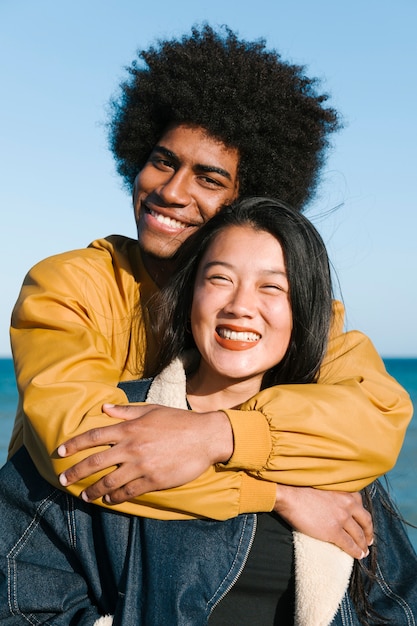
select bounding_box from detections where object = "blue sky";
[1,0,416,357]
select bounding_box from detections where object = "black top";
[118,378,295,624]
[208,512,295,625]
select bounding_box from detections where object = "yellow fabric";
[9,236,413,520]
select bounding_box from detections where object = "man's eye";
[159,159,174,168]
[199,176,223,187]
[151,157,175,170]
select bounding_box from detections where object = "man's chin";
[138,228,186,258]
[140,244,178,262]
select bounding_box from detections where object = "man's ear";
[132,173,140,208]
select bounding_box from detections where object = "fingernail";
[104,494,112,504]
[59,473,68,486]
[57,444,67,457]
[81,491,90,503]
[368,538,374,546]
[103,403,115,409]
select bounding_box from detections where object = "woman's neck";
[186,366,263,412]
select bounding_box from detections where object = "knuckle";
[102,473,117,489]
[135,453,151,472]
[122,484,138,499]
[88,428,103,443]
[87,452,105,469]
[338,511,351,526]
[64,468,77,482]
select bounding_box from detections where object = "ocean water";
[0,357,416,549]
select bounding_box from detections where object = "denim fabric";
[1,374,416,625]
[0,447,255,625]
[2,450,417,625]
[115,514,256,625]
[330,480,417,626]
[0,447,124,624]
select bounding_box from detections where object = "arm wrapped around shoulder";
[222,301,413,490]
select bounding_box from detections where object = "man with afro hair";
[8,24,411,555]
[109,24,339,211]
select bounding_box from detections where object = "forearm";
[9,253,140,481]
[74,470,276,521]
[223,325,412,490]
[10,354,130,489]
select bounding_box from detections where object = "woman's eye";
[262,284,286,293]
[208,275,231,284]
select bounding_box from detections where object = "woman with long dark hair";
[146,196,334,624]
[1,198,415,624]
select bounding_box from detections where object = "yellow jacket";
[9,236,413,520]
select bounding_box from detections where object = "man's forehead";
[157,124,237,155]
[153,124,240,174]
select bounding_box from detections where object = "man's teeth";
[150,209,187,230]
[218,328,260,342]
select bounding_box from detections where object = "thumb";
[102,402,146,420]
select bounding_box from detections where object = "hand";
[274,485,373,560]
[58,403,233,504]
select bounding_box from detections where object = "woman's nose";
[223,286,255,317]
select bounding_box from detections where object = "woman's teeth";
[217,328,260,342]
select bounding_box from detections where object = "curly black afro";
[108,24,341,210]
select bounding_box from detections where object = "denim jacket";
[1,359,416,625]
[116,359,417,626]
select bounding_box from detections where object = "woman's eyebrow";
[202,261,287,276]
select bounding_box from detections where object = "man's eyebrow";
[151,145,178,160]
[196,164,232,181]
[152,145,232,181]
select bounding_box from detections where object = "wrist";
[206,410,234,464]
[274,483,298,517]
[274,484,286,513]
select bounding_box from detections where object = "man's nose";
[157,170,191,206]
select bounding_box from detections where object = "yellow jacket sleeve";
[9,237,276,520]
[222,301,413,491]
[9,241,413,520]
[9,237,159,467]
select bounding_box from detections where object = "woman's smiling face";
[190,225,293,393]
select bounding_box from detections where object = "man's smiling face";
[133,124,239,283]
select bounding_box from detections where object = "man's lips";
[215,326,261,351]
[145,206,198,231]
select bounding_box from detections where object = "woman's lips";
[215,326,260,351]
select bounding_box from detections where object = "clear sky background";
[1,0,416,357]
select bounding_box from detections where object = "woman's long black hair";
[148,197,333,386]
[147,198,391,625]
